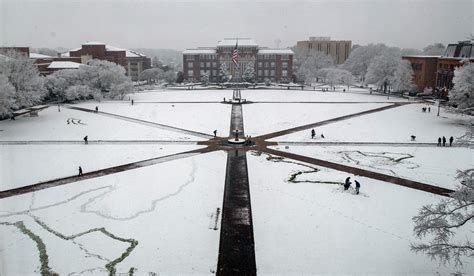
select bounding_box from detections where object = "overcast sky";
[0,0,472,51]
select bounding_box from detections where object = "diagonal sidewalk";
[0,147,213,199]
[257,103,407,140]
[67,106,213,139]
[263,147,454,197]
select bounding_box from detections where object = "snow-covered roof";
[217,38,258,47]
[258,49,294,55]
[47,61,83,69]
[183,49,217,54]
[29,53,52,59]
[402,55,440,58]
[62,45,147,58]
[82,41,106,45]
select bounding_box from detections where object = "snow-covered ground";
[1,89,472,274]
[274,103,472,143]
[247,152,474,274]
[244,103,389,136]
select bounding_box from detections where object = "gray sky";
[0,0,472,51]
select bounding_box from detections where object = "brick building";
[295,37,352,64]
[183,38,293,83]
[0,47,30,56]
[63,42,151,80]
[402,40,473,93]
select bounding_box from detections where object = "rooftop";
[29,53,52,59]
[47,61,83,69]
[217,38,258,47]
[258,48,294,54]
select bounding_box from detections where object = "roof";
[258,49,294,54]
[402,55,440,58]
[217,38,258,47]
[47,61,83,69]
[29,53,52,58]
[82,41,106,45]
[183,49,217,54]
[62,44,147,58]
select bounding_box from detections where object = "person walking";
[428,107,431,112]
[311,129,315,139]
[437,137,441,146]
[442,136,446,147]
[95,106,98,113]
[78,166,83,176]
[321,134,325,138]
[213,130,217,137]
[355,180,361,195]
[83,136,88,144]
[131,99,134,105]
[449,136,454,146]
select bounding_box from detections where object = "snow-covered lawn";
[275,103,471,143]
[1,89,472,274]
[247,152,474,274]
[77,102,230,136]
[0,151,226,275]
[244,103,389,136]
[270,145,473,190]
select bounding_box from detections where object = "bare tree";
[411,169,474,267]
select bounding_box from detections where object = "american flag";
[231,41,238,67]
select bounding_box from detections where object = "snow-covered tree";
[109,82,134,100]
[319,68,354,90]
[392,60,416,92]
[339,69,354,90]
[85,59,129,92]
[401,48,424,56]
[65,85,96,101]
[423,43,446,55]
[140,68,163,84]
[450,62,473,114]
[411,169,474,267]
[0,75,15,116]
[365,48,401,93]
[0,51,46,108]
[219,63,230,83]
[161,70,177,84]
[296,51,334,84]
[176,71,184,83]
[200,71,210,85]
[242,62,255,83]
[342,43,388,83]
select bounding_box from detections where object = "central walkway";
[217,91,257,275]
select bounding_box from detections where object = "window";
[188,62,193,68]
[187,70,193,77]
[212,70,217,76]
[200,62,204,68]
[270,70,275,76]
[282,70,288,77]
[264,69,269,76]
[186,55,194,61]
[264,62,269,67]
[412,63,422,71]
[212,62,217,67]
[258,70,262,76]
[258,61,263,67]
[271,61,275,67]
[206,62,211,67]
[282,62,288,68]
[281,55,289,61]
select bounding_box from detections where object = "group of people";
[422,106,431,113]
[438,136,454,147]
[311,129,325,139]
[344,177,361,195]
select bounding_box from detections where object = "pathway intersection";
[0,89,459,274]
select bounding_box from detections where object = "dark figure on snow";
[437,137,441,146]
[411,135,416,141]
[78,166,83,176]
[95,106,98,113]
[213,130,217,137]
[83,136,88,144]
[344,177,351,190]
[131,99,134,105]
[422,107,426,112]
[321,134,325,138]
[442,136,446,147]
[449,136,454,146]
[311,129,315,139]
[355,180,361,195]
[428,107,431,112]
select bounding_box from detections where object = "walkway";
[217,99,256,275]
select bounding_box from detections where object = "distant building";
[295,37,352,64]
[402,40,473,93]
[29,53,82,75]
[183,38,294,83]
[63,42,151,80]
